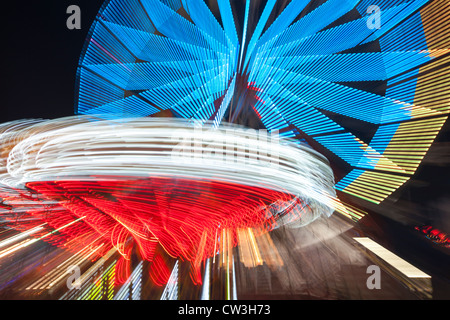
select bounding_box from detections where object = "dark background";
[3,0,104,121]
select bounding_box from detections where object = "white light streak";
[354,237,431,278]
[0,116,337,229]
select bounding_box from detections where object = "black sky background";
[3,1,104,121]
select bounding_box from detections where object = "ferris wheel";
[75,0,450,221]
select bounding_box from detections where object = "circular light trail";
[0,116,336,284]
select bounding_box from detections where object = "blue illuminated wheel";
[76,0,450,219]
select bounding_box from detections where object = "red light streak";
[0,176,306,285]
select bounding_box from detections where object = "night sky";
[4,0,104,121]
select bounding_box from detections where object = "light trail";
[0,217,85,259]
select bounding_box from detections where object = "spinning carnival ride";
[0,0,449,299]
